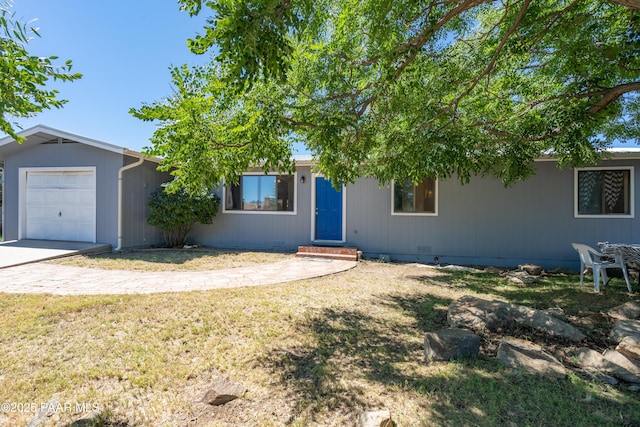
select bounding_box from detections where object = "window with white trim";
[392,178,437,215]
[225,174,296,213]
[575,167,633,217]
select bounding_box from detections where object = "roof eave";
[0,124,126,155]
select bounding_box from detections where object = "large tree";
[132,0,640,191]
[0,3,81,141]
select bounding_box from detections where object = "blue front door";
[315,177,343,241]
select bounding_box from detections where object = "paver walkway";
[0,257,357,295]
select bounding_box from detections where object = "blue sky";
[4,2,637,152]
[5,1,210,152]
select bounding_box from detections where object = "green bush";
[147,186,220,247]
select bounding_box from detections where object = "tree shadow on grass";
[409,270,636,315]
[409,270,636,347]
[261,287,640,426]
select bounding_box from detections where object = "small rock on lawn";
[202,377,247,406]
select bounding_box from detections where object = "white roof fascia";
[124,148,163,164]
[535,147,640,162]
[0,124,126,155]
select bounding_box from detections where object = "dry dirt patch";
[48,248,292,271]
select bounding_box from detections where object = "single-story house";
[2,125,639,270]
[0,125,171,250]
[195,153,640,271]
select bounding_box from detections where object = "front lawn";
[0,253,638,426]
[49,248,292,271]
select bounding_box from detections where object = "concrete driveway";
[0,240,111,269]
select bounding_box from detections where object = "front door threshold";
[311,240,345,247]
[297,245,359,261]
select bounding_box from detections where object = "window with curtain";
[576,168,632,216]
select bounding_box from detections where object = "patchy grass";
[0,254,639,426]
[49,248,292,271]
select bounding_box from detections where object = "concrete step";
[296,246,359,261]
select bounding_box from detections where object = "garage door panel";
[28,220,58,240]
[58,189,82,205]
[64,207,93,222]
[62,173,78,186]
[44,191,62,204]
[77,189,95,203]
[47,173,64,187]
[60,222,94,241]
[70,172,94,187]
[73,190,95,205]
[26,206,56,221]
[26,190,46,204]
[25,170,96,242]
[26,174,42,186]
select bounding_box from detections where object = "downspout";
[115,153,145,251]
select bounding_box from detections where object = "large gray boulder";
[603,348,640,377]
[447,296,513,330]
[424,328,480,362]
[448,295,586,342]
[569,347,640,384]
[497,338,566,378]
[610,319,640,343]
[607,301,640,320]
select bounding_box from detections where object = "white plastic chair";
[571,243,632,293]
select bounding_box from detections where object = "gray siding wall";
[192,160,640,269]
[192,166,313,251]
[2,142,122,246]
[346,159,640,269]
[121,157,173,248]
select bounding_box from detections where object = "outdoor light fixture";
[300,175,306,184]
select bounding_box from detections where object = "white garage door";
[25,170,96,242]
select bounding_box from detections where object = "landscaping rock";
[497,338,566,378]
[448,296,513,331]
[440,264,484,273]
[603,349,640,376]
[424,328,480,362]
[505,270,539,285]
[484,266,503,274]
[358,410,395,427]
[519,264,544,276]
[547,266,576,275]
[202,376,247,406]
[610,319,640,343]
[617,335,640,362]
[569,348,640,384]
[608,301,640,320]
[542,307,567,321]
[448,295,586,341]
[510,304,586,342]
[27,398,60,427]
